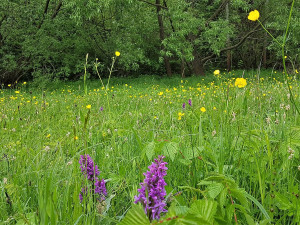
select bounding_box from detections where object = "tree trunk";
[192,51,205,76]
[181,58,185,78]
[189,34,205,76]
[156,0,172,76]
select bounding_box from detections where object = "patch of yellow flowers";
[235,78,247,88]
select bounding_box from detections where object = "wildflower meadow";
[1,2,300,225]
[1,69,300,224]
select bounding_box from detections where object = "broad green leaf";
[188,200,217,223]
[163,142,179,162]
[118,204,150,225]
[274,192,292,210]
[230,188,249,210]
[144,141,155,160]
[207,183,224,199]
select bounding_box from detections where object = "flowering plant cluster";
[134,155,168,221]
[79,154,107,202]
[235,78,247,88]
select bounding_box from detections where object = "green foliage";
[1,0,299,83]
[118,204,150,225]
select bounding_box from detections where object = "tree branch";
[43,0,51,14]
[38,0,51,28]
[51,1,62,19]
[137,0,168,10]
[201,21,262,63]
[206,0,230,25]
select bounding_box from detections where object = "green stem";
[95,64,111,115]
[258,20,282,47]
[83,54,88,95]
[106,57,116,90]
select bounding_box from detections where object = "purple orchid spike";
[79,154,107,202]
[79,154,100,181]
[134,155,168,221]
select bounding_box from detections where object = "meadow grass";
[0,70,300,224]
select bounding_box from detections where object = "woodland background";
[0,0,299,84]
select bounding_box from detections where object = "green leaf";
[176,214,211,225]
[162,142,179,162]
[165,202,189,218]
[188,200,217,223]
[274,192,292,210]
[244,192,271,220]
[144,141,155,160]
[178,158,192,166]
[118,204,150,225]
[244,213,255,225]
[207,183,224,199]
[258,219,271,225]
[230,188,249,210]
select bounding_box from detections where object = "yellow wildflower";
[74,136,78,140]
[8,84,11,87]
[15,91,20,94]
[86,104,91,109]
[213,70,220,75]
[200,107,206,112]
[115,51,120,57]
[178,112,184,120]
[248,10,259,21]
[46,134,51,138]
[158,92,164,96]
[234,78,247,88]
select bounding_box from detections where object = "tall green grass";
[0,70,299,224]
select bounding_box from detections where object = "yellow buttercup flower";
[74,136,78,140]
[86,104,92,109]
[115,51,120,57]
[235,78,247,88]
[248,10,259,21]
[158,92,164,96]
[213,70,220,75]
[15,91,20,94]
[178,112,184,120]
[200,107,206,112]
